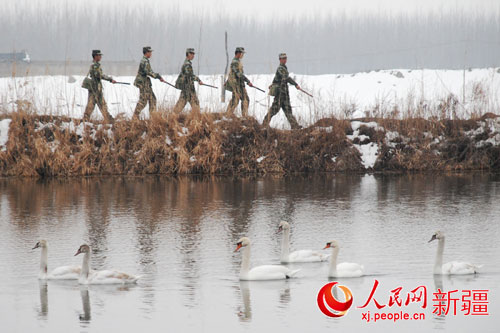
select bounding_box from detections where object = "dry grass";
[0,109,360,177]
[0,107,499,178]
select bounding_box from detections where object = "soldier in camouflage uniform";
[173,48,203,114]
[133,46,166,119]
[83,50,116,123]
[262,53,301,129]
[226,47,254,117]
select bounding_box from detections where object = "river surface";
[0,174,498,332]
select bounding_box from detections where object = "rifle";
[200,83,218,89]
[114,82,130,85]
[298,87,313,98]
[162,80,178,89]
[250,85,265,93]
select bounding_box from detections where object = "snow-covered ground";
[1,68,499,129]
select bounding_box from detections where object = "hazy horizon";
[2,0,499,74]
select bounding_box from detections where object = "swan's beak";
[323,243,331,250]
[32,243,40,250]
[276,226,282,234]
[428,235,437,243]
[74,249,82,256]
[234,244,242,252]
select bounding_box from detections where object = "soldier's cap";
[279,53,287,59]
[186,48,195,54]
[92,50,103,57]
[143,46,153,54]
[235,47,246,53]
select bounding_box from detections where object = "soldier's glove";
[248,82,254,87]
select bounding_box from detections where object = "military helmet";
[143,46,153,54]
[92,50,103,57]
[186,48,195,54]
[235,47,246,53]
[279,53,287,59]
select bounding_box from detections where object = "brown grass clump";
[0,110,360,177]
[0,109,498,178]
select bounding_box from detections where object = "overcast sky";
[6,0,499,19]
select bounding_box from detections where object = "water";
[0,174,498,332]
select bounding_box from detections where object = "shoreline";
[0,111,499,178]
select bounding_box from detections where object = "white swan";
[277,221,329,263]
[75,244,140,284]
[428,231,481,275]
[33,240,81,280]
[324,240,364,278]
[234,237,300,281]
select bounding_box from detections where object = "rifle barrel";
[252,86,265,93]
[163,81,178,89]
[299,88,313,98]
[115,82,130,85]
[201,83,218,89]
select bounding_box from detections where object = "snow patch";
[347,120,380,169]
[354,142,379,169]
[165,135,172,145]
[178,127,189,137]
[0,118,12,151]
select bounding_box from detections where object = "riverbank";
[0,111,499,177]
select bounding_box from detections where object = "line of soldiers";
[83,46,303,129]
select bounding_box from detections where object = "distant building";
[0,50,30,63]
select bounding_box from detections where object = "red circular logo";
[317,282,353,317]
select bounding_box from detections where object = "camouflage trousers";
[226,87,249,117]
[174,89,200,114]
[262,93,300,129]
[83,91,114,123]
[133,86,157,119]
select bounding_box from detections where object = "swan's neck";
[281,229,291,262]
[80,252,91,283]
[434,237,445,274]
[240,245,251,278]
[39,247,48,278]
[328,247,339,277]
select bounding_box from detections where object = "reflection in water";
[279,286,291,308]
[37,281,48,319]
[237,281,252,322]
[432,274,446,330]
[237,280,292,322]
[83,180,112,269]
[79,287,91,322]
[1,174,499,332]
[433,274,444,291]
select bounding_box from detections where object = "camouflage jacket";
[88,61,112,93]
[271,64,297,95]
[176,58,200,91]
[134,56,162,89]
[227,57,250,90]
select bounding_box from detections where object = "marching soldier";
[226,47,254,117]
[262,53,301,129]
[82,50,116,123]
[174,48,203,114]
[133,46,166,119]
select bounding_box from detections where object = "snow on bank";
[342,116,500,170]
[1,68,499,129]
[0,119,11,151]
[347,121,381,168]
